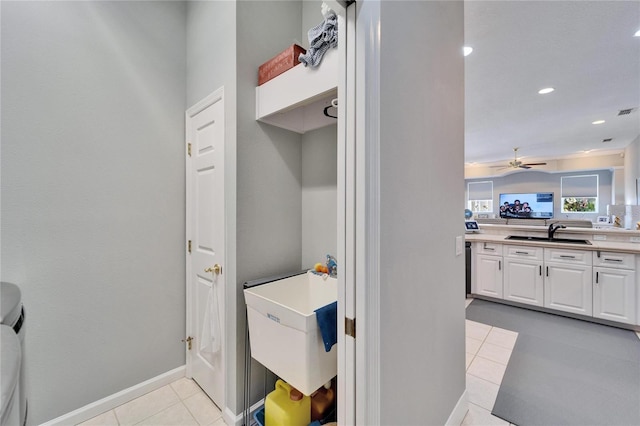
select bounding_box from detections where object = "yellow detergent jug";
[265,379,310,426]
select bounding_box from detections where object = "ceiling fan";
[491,147,547,169]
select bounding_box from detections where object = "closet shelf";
[255,47,338,134]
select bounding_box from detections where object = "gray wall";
[300,1,338,270]
[377,2,466,424]
[235,0,305,414]
[301,0,325,50]
[613,168,625,205]
[302,125,338,268]
[186,1,237,107]
[625,135,640,205]
[1,2,187,424]
[466,169,614,221]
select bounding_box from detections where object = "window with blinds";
[561,174,598,213]
[467,181,493,213]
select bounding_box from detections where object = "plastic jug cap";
[289,388,303,401]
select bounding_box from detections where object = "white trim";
[355,2,381,424]
[445,390,469,426]
[186,88,224,119]
[338,2,355,426]
[223,398,264,426]
[40,366,186,426]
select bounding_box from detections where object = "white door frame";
[353,2,382,425]
[326,0,357,424]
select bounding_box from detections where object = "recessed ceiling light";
[634,29,640,37]
[592,120,606,125]
[463,46,473,56]
[538,87,554,94]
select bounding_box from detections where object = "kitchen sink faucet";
[548,223,567,240]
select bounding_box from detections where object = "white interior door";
[186,88,226,409]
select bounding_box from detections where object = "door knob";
[205,264,222,275]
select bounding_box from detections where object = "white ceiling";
[464,1,640,167]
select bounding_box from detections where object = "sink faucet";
[548,223,566,240]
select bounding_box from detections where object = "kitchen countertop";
[466,225,640,254]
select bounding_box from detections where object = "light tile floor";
[77,378,226,426]
[462,298,518,426]
[76,300,640,426]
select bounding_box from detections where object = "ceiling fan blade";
[519,165,532,169]
[523,162,547,166]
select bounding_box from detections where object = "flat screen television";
[499,192,554,219]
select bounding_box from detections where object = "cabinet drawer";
[505,245,544,260]
[592,251,636,269]
[476,242,503,256]
[544,247,592,265]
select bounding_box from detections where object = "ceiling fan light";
[538,87,554,94]
[592,120,606,125]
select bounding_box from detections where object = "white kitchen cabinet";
[592,250,635,269]
[473,242,503,298]
[469,239,640,328]
[504,246,544,306]
[545,246,591,265]
[593,266,636,325]
[544,261,593,316]
[475,254,503,298]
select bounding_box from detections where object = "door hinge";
[182,336,193,350]
[345,317,356,338]
[187,142,192,157]
[188,240,192,253]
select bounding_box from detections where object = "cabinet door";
[504,258,543,306]
[544,262,592,316]
[474,254,503,298]
[593,267,636,325]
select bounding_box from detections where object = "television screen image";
[499,192,554,219]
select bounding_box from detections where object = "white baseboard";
[224,398,264,426]
[445,390,468,426]
[41,366,186,426]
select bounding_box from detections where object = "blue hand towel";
[315,301,337,352]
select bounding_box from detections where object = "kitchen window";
[468,181,493,213]
[561,174,598,213]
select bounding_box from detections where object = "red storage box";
[258,44,306,86]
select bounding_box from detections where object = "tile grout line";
[181,397,202,426]
[113,409,121,426]
[473,353,511,367]
[132,401,188,426]
[124,384,184,426]
[464,318,518,425]
[177,385,223,426]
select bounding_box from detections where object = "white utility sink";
[244,271,337,395]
